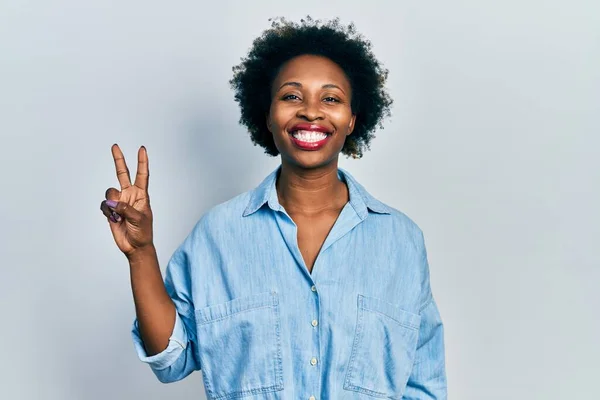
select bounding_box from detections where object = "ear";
[346,114,356,136]
[266,112,272,133]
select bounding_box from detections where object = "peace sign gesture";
[100,144,154,258]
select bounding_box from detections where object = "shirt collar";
[242,165,392,218]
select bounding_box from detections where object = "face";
[267,54,356,169]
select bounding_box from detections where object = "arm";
[129,245,176,357]
[100,144,200,383]
[130,236,201,383]
[403,231,447,399]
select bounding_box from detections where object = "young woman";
[100,17,446,400]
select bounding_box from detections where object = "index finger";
[134,146,149,191]
[111,144,131,189]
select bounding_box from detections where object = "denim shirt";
[131,166,447,399]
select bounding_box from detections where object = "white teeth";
[291,130,328,142]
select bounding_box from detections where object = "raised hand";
[100,144,154,258]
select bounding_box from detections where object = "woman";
[100,17,446,399]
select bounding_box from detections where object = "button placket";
[308,282,320,399]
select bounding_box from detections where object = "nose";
[296,97,324,121]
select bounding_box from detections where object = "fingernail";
[106,200,118,208]
[109,214,117,223]
[112,211,122,222]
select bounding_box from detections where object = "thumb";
[105,200,143,223]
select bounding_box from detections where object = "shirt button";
[309,397,316,400]
[310,357,318,366]
[311,285,317,292]
[311,319,318,327]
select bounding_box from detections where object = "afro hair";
[230,16,392,159]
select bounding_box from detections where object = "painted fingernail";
[106,200,118,208]
[109,214,117,223]
[112,211,122,222]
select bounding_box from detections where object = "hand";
[100,144,154,258]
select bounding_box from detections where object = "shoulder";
[385,201,422,234]
[342,168,424,244]
[190,190,253,235]
[369,197,425,253]
[183,167,278,241]
[344,168,426,252]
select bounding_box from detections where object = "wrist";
[126,244,157,265]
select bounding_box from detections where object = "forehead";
[273,54,351,89]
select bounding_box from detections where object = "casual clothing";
[132,166,447,399]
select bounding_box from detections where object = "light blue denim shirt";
[132,166,447,399]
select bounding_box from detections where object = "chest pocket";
[344,294,421,399]
[194,291,284,399]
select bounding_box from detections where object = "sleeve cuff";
[131,312,188,370]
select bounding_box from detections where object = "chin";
[283,150,340,170]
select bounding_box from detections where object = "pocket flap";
[196,291,279,325]
[358,294,421,330]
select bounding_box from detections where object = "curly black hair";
[230,16,392,159]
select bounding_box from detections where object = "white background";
[1,1,598,399]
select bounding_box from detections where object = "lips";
[288,123,333,151]
[289,123,332,133]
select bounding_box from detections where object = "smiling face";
[267,54,356,169]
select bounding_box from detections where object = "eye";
[282,94,300,101]
[323,96,340,103]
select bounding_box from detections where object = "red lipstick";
[288,123,332,151]
[289,123,331,133]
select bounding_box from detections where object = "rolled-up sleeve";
[403,229,447,399]
[131,311,188,370]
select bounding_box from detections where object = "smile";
[288,124,332,151]
[292,130,329,142]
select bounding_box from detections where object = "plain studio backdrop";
[1,1,598,399]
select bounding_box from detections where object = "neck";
[276,160,349,215]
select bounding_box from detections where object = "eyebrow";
[277,81,345,93]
